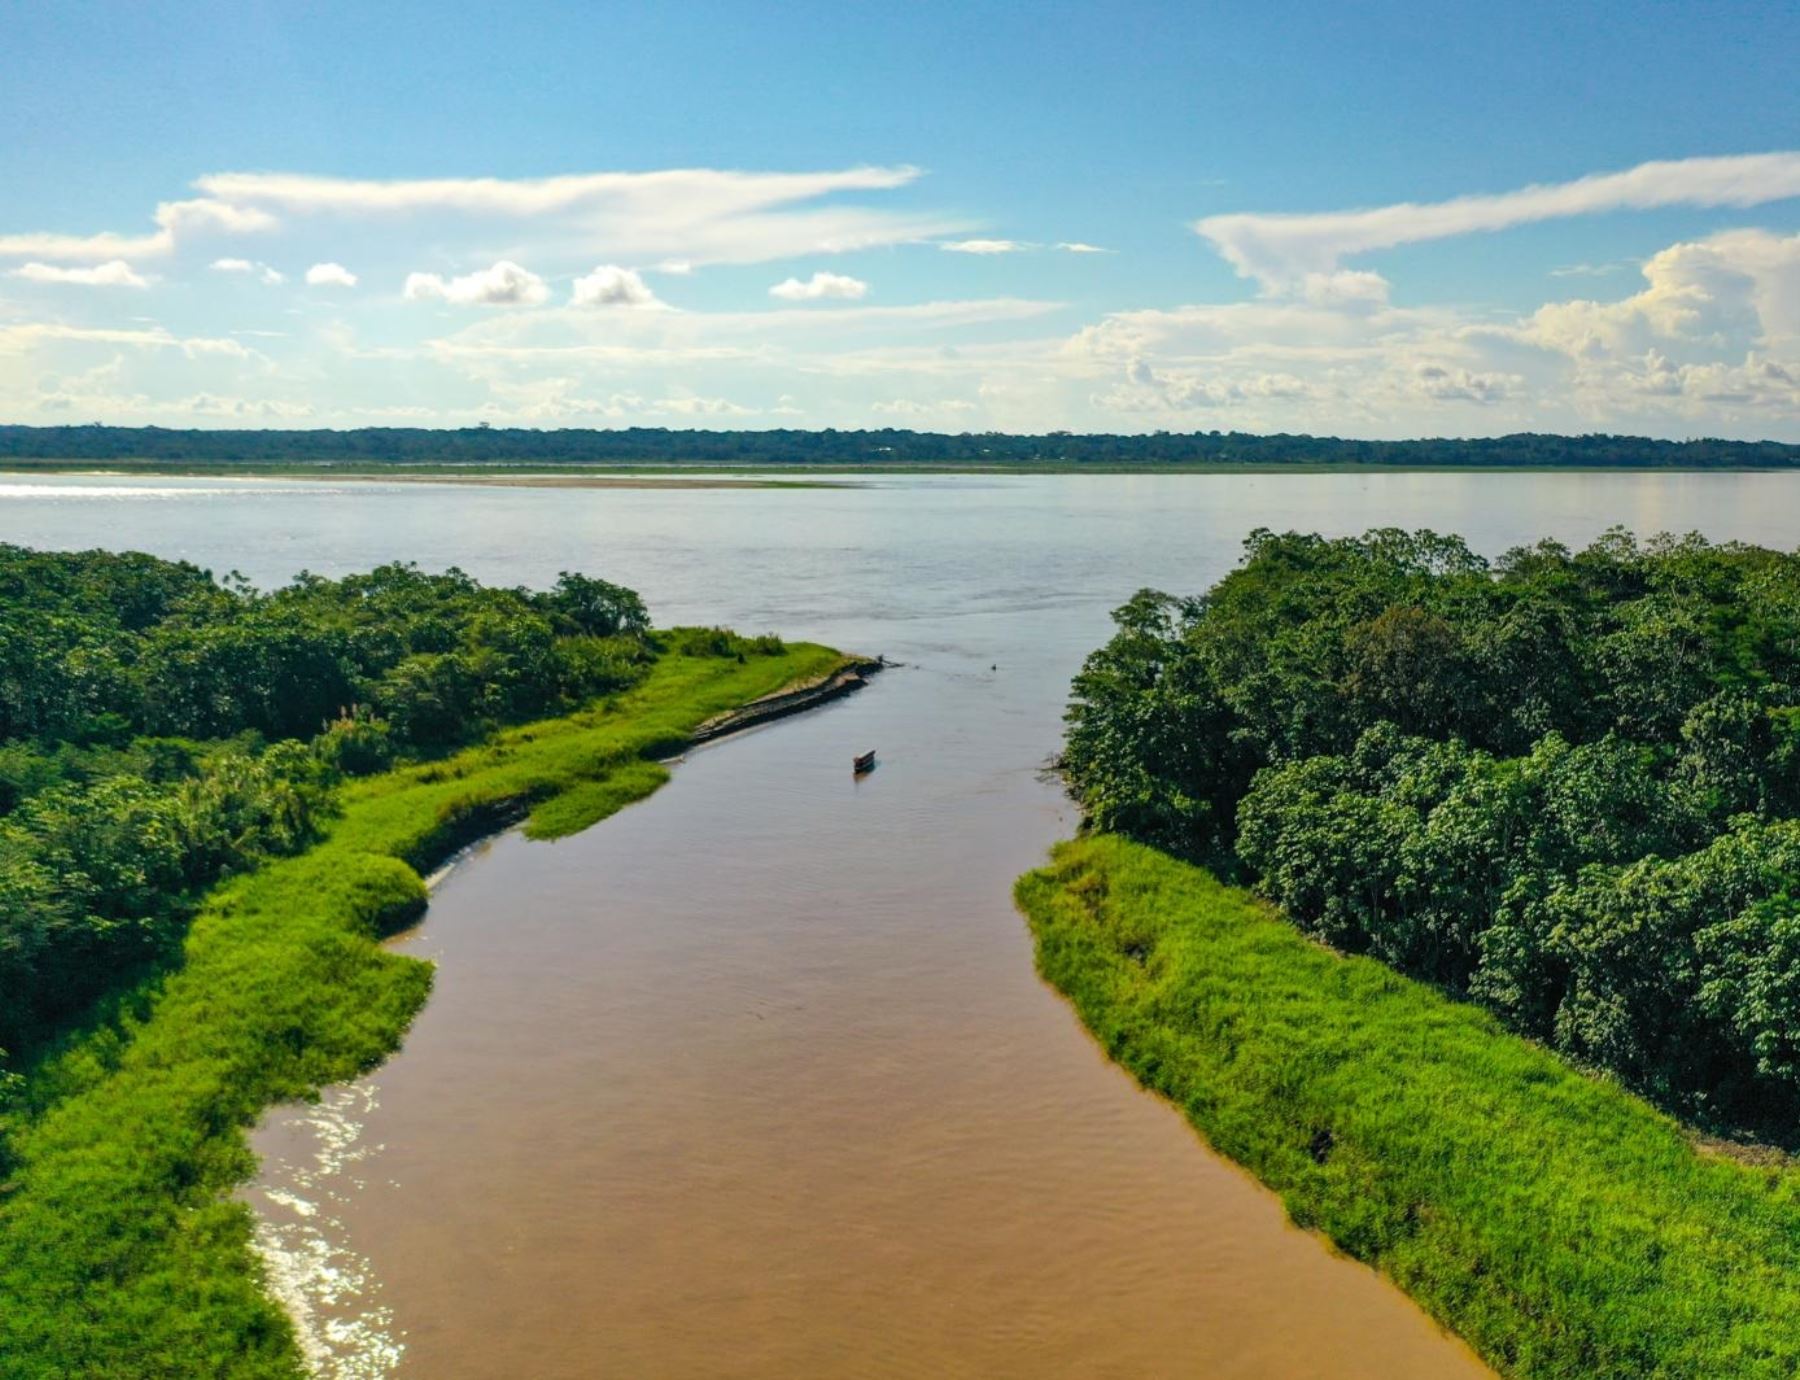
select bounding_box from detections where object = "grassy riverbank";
[1017,834,1800,1380]
[0,640,848,1379]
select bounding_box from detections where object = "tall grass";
[1016,834,1800,1379]
[0,641,846,1380]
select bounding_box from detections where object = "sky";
[2,0,1798,440]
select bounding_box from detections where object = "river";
[8,469,1799,1377]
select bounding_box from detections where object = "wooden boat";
[853,749,877,774]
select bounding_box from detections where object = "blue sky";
[2,0,1798,438]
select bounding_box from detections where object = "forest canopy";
[0,546,659,1061]
[1062,527,1800,1132]
[1,424,1797,468]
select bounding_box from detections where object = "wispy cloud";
[941,238,1029,254]
[196,166,918,216]
[942,239,1110,256]
[197,165,962,267]
[1548,260,1634,278]
[0,199,274,262]
[1196,151,1800,289]
[0,321,251,357]
[12,260,150,288]
[212,257,286,284]
[0,166,968,273]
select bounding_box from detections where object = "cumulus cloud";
[1102,360,1315,412]
[768,270,868,301]
[12,260,149,288]
[1064,223,1800,433]
[1513,229,1798,361]
[304,262,358,288]
[1623,350,1798,406]
[1410,363,1517,403]
[1197,151,1800,289]
[404,260,549,306]
[570,265,658,308]
[941,238,1028,254]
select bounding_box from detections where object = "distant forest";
[2,424,1797,468]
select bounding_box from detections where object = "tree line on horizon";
[1,424,1797,467]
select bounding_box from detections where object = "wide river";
[8,470,1800,1378]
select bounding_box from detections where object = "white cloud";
[404,260,549,306]
[0,321,252,357]
[1300,270,1391,306]
[1410,363,1518,403]
[212,257,286,284]
[1197,151,1800,289]
[12,259,150,288]
[0,164,963,275]
[1101,360,1316,412]
[941,238,1028,254]
[1549,261,1633,279]
[872,397,978,415]
[942,238,1109,255]
[0,198,275,262]
[570,264,658,308]
[1513,229,1799,361]
[193,165,961,267]
[768,270,868,301]
[658,394,755,416]
[305,262,358,288]
[1622,350,1798,406]
[197,165,916,216]
[1060,223,1800,434]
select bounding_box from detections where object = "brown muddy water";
[9,469,1800,1377]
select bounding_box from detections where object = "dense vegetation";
[0,642,846,1378]
[0,545,650,1058]
[1,423,1796,469]
[1018,836,1800,1379]
[0,541,847,1376]
[1062,528,1800,1134]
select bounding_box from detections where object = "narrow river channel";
[10,469,1798,1376]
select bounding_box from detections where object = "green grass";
[1016,834,1800,1379]
[0,640,846,1380]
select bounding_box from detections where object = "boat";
[853,749,877,774]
